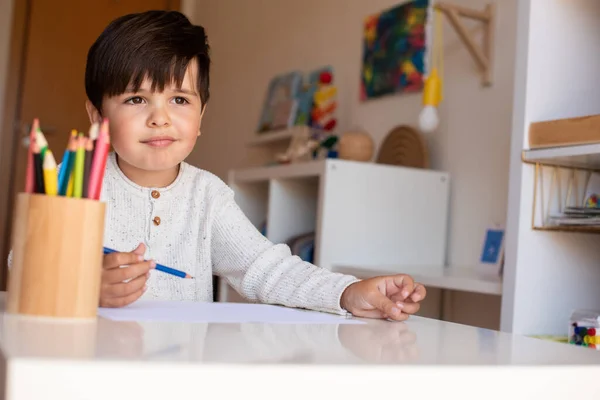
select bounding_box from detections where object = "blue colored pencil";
[58,132,77,196]
[102,247,194,279]
[57,151,71,195]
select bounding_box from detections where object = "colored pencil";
[73,135,85,198]
[66,172,74,197]
[36,129,48,160]
[25,118,39,193]
[88,118,110,200]
[43,150,58,196]
[57,130,74,195]
[57,150,70,194]
[102,247,194,279]
[23,121,110,201]
[58,132,77,196]
[88,122,99,166]
[83,132,94,198]
[33,142,45,194]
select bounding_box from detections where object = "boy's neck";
[116,155,180,188]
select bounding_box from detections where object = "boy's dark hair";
[85,10,210,112]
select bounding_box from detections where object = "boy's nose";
[147,108,171,128]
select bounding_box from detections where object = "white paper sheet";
[98,300,364,324]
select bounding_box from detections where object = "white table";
[0,294,599,399]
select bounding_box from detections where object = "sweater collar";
[105,152,188,199]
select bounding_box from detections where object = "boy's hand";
[99,243,155,308]
[340,275,426,321]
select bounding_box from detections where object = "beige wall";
[189,0,517,328]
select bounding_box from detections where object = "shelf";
[334,265,503,296]
[230,160,327,183]
[522,152,600,233]
[247,125,314,146]
[532,226,600,234]
[522,143,600,170]
[230,158,448,184]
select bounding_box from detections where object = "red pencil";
[25,118,39,193]
[87,119,110,200]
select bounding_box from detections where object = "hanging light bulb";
[419,7,444,133]
[418,67,442,133]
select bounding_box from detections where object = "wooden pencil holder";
[6,193,106,319]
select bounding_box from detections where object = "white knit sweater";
[80,153,357,314]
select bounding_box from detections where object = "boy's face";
[88,60,204,173]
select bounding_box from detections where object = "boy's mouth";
[140,136,177,148]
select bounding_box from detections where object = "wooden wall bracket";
[434,2,495,86]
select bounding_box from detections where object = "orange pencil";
[25,118,39,193]
[87,119,110,200]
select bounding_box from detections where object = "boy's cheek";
[109,114,144,140]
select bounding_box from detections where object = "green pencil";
[73,135,85,198]
[36,129,48,160]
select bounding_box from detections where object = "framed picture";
[257,71,302,133]
[480,225,505,272]
[361,0,429,100]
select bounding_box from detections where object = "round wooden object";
[7,193,106,319]
[376,125,429,168]
[338,131,374,162]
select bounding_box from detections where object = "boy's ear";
[85,100,102,124]
[198,105,207,137]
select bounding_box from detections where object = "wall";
[503,0,600,335]
[0,0,15,165]
[188,0,518,328]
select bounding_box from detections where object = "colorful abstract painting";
[361,0,429,100]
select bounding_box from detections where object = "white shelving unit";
[501,0,600,336]
[218,159,450,302]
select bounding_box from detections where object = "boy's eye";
[173,97,189,105]
[125,96,145,105]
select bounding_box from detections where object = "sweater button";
[153,216,161,226]
[151,190,160,199]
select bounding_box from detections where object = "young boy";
[82,10,425,320]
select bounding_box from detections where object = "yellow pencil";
[43,150,58,195]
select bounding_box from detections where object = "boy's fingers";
[411,284,426,302]
[100,286,146,308]
[391,275,415,299]
[396,301,420,315]
[131,243,145,256]
[104,252,144,270]
[103,260,155,284]
[103,273,148,298]
[372,292,407,321]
